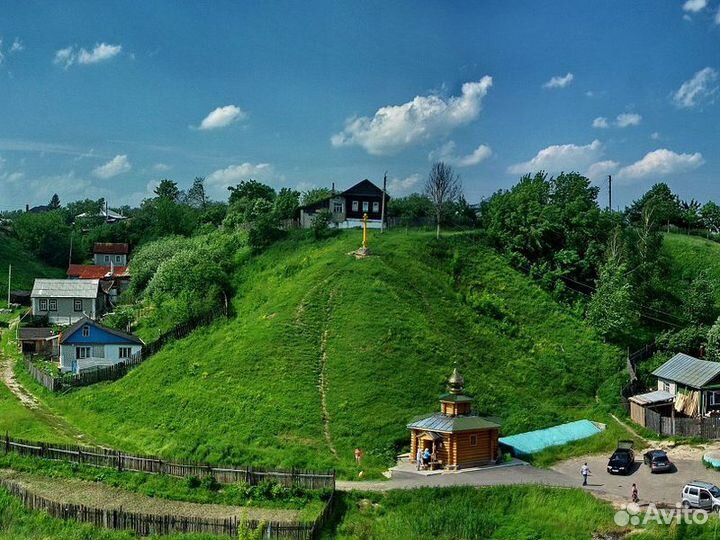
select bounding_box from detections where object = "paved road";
[339,448,720,509]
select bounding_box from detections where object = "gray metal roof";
[407,413,500,433]
[628,390,675,405]
[652,353,720,389]
[31,279,100,298]
[18,327,55,340]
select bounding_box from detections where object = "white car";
[681,481,720,511]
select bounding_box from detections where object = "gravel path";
[0,469,300,522]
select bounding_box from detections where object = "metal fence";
[2,434,336,490]
[1,478,321,538]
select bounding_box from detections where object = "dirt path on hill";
[0,320,94,443]
[0,469,299,522]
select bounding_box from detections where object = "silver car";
[681,481,720,511]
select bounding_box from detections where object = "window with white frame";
[352,200,359,212]
[39,299,48,311]
[372,201,379,212]
[74,299,83,312]
[82,325,90,337]
[48,299,57,311]
[75,346,91,359]
[710,391,720,406]
[362,201,369,212]
[660,380,670,393]
[119,347,132,359]
[333,201,343,214]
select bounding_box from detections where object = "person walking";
[416,447,423,471]
[631,483,639,504]
[580,462,591,486]
[354,448,363,465]
[423,447,432,468]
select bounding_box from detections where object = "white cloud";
[715,6,720,23]
[592,117,609,128]
[617,149,704,180]
[93,154,131,179]
[331,76,493,155]
[152,162,171,172]
[672,67,719,108]
[0,37,24,65]
[54,43,122,68]
[429,141,491,167]
[9,38,23,53]
[387,174,421,195]
[543,72,574,89]
[615,112,642,127]
[508,140,603,175]
[651,132,661,140]
[206,162,274,198]
[197,105,246,130]
[586,160,619,179]
[683,0,707,12]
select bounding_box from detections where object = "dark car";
[607,440,635,475]
[643,449,674,473]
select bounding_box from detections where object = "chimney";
[25,204,29,212]
[331,182,335,195]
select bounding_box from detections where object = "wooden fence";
[644,408,720,439]
[0,479,317,538]
[24,308,225,392]
[2,434,336,490]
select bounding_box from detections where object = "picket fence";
[1,479,330,538]
[2,434,336,490]
[24,308,225,392]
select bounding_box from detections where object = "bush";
[311,210,333,239]
[200,475,220,492]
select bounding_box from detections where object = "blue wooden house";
[59,317,143,373]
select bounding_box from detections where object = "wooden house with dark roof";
[298,179,388,229]
[408,368,500,470]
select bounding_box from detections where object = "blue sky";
[1,0,719,210]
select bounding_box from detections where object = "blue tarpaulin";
[499,420,603,458]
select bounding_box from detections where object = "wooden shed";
[629,389,675,427]
[407,368,500,470]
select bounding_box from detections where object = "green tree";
[707,318,720,360]
[586,260,639,341]
[311,209,333,239]
[625,183,681,230]
[300,188,332,206]
[274,188,300,220]
[701,201,720,233]
[48,193,61,210]
[185,177,208,210]
[13,211,71,267]
[154,179,181,202]
[388,193,433,223]
[683,272,716,325]
[227,180,276,206]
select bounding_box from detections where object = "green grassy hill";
[0,234,65,307]
[29,231,622,476]
[661,232,720,302]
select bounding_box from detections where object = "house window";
[333,201,343,214]
[48,299,57,311]
[39,299,48,311]
[82,325,90,337]
[75,346,91,359]
[119,347,132,359]
[660,380,670,393]
[104,255,110,263]
[709,391,720,406]
[74,299,83,312]
[362,201,369,212]
[470,435,478,446]
[352,200,359,212]
[115,255,122,263]
[372,201,379,213]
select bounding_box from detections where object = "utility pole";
[380,171,387,233]
[6,265,11,307]
[608,175,612,211]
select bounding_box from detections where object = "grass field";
[14,230,622,478]
[661,232,720,303]
[0,234,64,308]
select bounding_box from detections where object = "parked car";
[681,481,720,511]
[607,440,635,475]
[643,449,674,473]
